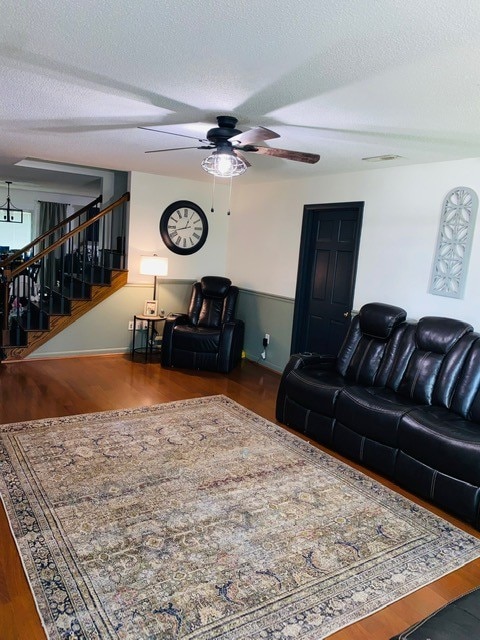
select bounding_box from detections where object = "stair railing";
[1,192,130,350]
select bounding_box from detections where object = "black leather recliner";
[275,302,408,450]
[161,276,244,373]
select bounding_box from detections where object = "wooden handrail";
[9,192,129,279]
[1,191,130,346]
[0,195,103,270]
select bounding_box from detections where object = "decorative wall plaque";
[429,187,478,298]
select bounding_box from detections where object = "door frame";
[291,201,364,354]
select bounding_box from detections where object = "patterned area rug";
[1,396,479,639]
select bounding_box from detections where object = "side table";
[131,314,166,362]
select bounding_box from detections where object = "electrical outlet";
[128,320,134,330]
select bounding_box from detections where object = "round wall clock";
[159,200,209,255]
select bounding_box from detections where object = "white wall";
[128,172,231,283]
[228,157,480,327]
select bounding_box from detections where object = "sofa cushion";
[450,335,480,420]
[283,368,347,418]
[336,386,421,446]
[399,406,480,486]
[172,325,221,352]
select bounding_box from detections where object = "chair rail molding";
[429,186,478,299]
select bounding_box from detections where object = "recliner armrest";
[161,313,190,367]
[218,319,245,373]
[164,312,189,327]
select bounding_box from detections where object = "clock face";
[159,201,208,255]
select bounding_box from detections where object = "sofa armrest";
[218,320,245,373]
[275,353,336,423]
[164,312,189,325]
[161,313,189,366]
[283,352,336,377]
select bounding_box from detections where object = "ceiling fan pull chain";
[210,175,216,213]
[227,176,233,216]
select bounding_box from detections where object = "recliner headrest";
[200,276,231,298]
[416,316,473,353]
[358,302,407,339]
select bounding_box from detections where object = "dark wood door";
[291,202,363,355]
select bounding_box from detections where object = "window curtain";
[39,201,67,236]
[38,201,68,285]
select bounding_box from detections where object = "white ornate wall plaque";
[429,186,478,298]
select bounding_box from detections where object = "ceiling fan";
[139,115,320,178]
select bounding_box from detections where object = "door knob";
[343,311,350,317]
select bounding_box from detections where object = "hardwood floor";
[0,354,479,639]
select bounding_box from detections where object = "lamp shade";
[140,255,168,276]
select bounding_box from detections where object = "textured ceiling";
[1,0,480,189]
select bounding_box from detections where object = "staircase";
[0,192,130,362]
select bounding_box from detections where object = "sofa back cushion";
[450,335,480,421]
[396,316,473,404]
[432,331,479,408]
[336,302,407,385]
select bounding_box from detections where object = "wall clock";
[159,200,208,255]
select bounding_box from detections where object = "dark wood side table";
[131,314,165,362]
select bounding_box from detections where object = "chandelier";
[0,181,24,223]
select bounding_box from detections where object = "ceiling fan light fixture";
[201,150,247,178]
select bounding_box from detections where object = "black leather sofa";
[276,302,480,528]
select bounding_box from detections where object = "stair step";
[56,278,92,300]
[82,265,113,285]
[2,269,128,361]
[8,320,28,346]
[13,305,51,332]
[66,264,113,286]
[37,290,72,315]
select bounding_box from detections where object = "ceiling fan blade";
[229,126,280,145]
[145,145,210,154]
[139,126,208,143]
[245,145,320,164]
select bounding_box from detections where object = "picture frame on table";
[144,300,158,316]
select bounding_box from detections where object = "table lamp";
[139,255,168,301]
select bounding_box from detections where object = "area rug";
[1,396,480,639]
